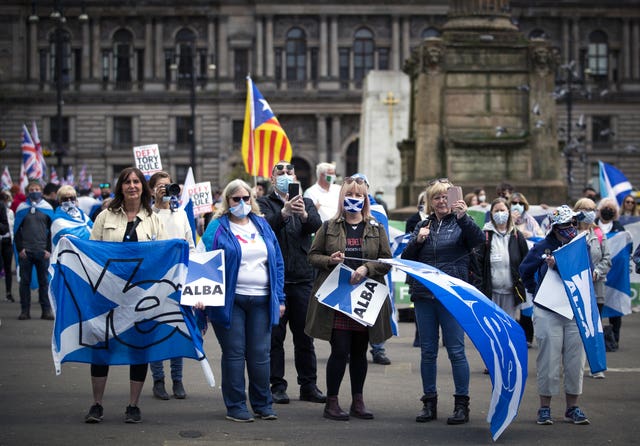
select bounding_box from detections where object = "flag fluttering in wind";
[50,166,59,185]
[31,121,47,181]
[65,166,74,186]
[78,165,89,189]
[599,161,632,207]
[21,124,44,181]
[1,166,12,190]
[241,77,292,178]
[180,167,197,243]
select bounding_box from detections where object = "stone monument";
[398,0,566,208]
[359,70,410,210]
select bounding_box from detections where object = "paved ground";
[1,283,639,446]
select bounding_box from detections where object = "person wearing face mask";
[305,174,393,421]
[509,192,543,239]
[519,205,591,425]
[196,178,285,422]
[477,198,529,320]
[401,178,484,426]
[303,162,341,222]
[474,188,489,208]
[257,161,326,406]
[50,185,93,249]
[0,191,14,302]
[13,180,54,320]
[595,197,627,349]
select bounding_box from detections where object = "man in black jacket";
[258,161,326,405]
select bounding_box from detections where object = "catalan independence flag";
[241,77,292,178]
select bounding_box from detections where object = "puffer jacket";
[401,212,484,300]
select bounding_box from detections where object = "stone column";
[562,18,570,65]
[217,17,228,78]
[256,16,264,77]
[331,116,341,166]
[154,21,163,80]
[207,17,216,91]
[319,15,328,78]
[391,16,400,71]
[28,18,38,81]
[623,19,631,80]
[317,115,327,162]
[330,17,338,78]
[144,20,153,80]
[265,16,274,80]
[92,20,101,80]
[81,19,90,82]
[571,19,579,71]
[402,17,410,68]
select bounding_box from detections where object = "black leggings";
[1,238,12,293]
[91,363,148,382]
[326,329,369,396]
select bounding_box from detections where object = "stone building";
[0,0,638,203]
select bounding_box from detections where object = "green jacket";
[305,216,393,343]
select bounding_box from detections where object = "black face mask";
[600,208,615,221]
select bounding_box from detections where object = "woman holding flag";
[305,174,393,421]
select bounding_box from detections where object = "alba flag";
[241,77,292,178]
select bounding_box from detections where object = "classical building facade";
[0,0,638,202]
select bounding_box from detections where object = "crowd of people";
[2,163,639,430]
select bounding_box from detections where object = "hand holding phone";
[447,186,463,204]
[288,182,300,198]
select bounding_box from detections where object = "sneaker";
[372,352,391,365]
[255,410,278,420]
[565,406,590,425]
[536,406,553,425]
[272,389,290,404]
[225,412,255,423]
[124,405,142,423]
[84,403,103,423]
[590,371,605,379]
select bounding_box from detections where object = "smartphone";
[288,182,300,198]
[447,186,463,203]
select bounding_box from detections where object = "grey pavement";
[1,282,640,446]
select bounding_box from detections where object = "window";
[176,28,197,90]
[378,48,390,70]
[421,27,441,39]
[174,165,190,184]
[353,28,374,87]
[39,49,47,83]
[286,28,306,87]
[74,48,82,82]
[113,117,132,149]
[114,29,133,88]
[592,116,612,144]
[234,49,249,90]
[176,116,192,148]
[50,116,69,152]
[137,49,145,82]
[232,120,244,146]
[311,48,318,83]
[275,48,282,87]
[49,29,71,88]
[164,50,174,83]
[339,48,350,89]
[588,30,608,77]
[102,51,110,82]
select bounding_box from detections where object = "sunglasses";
[59,196,76,202]
[344,177,366,185]
[624,200,635,204]
[274,164,294,175]
[511,201,522,205]
[230,196,251,203]
[428,177,449,186]
[555,222,577,229]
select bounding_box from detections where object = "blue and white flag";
[599,161,633,207]
[182,250,225,307]
[49,237,214,385]
[380,258,527,441]
[553,233,606,374]
[14,198,54,289]
[51,207,93,247]
[391,232,411,258]
[315,263,390,327]
[180,167,197,243]
[602,231,633,317]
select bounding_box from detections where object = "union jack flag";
[31,121,47,181]
[50,166,60,185]
[21,124,44,181]
[1,166,12,190]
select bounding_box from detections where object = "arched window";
[286,27,307,86]
[421,27,441,39]
[176,28,196,89]
[113,29,133,87]
[588,30,608,77]
[353,28,374,86]
[49,29,71,88]
[528,29,548,40]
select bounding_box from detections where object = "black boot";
[323,396,349,421]
[350,393,374,419]
[447,395,469,425]
[416,393,437,422]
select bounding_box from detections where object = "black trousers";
[1,238,12,293]
[91,363,148,382]
[270,281,318,392]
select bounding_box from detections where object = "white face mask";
[60,201,77,213]
[325,174,335,185]
[478,194,486,203]
[493,211,509,225]
[230,201,252,219]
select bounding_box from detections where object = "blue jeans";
[150,358,183,382]
[414,298,469,396]
[213,294,273,416]
[18,250,50,313]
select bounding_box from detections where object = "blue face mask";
[275,174,294,194]
[493,211,509,225]
[581,210,596,225]
[344,197,364,213]
[28,191,42,202]
[511,204,524,214]
[557,226,578,240]
[230,201,252,219]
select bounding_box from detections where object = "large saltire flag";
[21,124,44,181]
[31,121,47,181]
[599,161,632,207]
[552,232,607,374]
[379,258,527,441]
[241,77,292,178]
[602,231,633,317]
[48,237,214,386]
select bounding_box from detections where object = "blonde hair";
[56,185,77,201]
[214,179,263,218]
[334,180,371,220]
[573,197,597,229]
[425,180,453,214]
[509,192,530,212]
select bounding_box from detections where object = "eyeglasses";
[274,164,294,175]
[344,177,366,185]
[59,196,76,202]
[230,196,251,203]
[428,178,449,186]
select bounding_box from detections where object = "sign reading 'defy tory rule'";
[187,181,213,216]
[133,144,163,176]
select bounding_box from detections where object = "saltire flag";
[31,121,47,181]
[241,77,292,178]
[14,197,54,290]
[1,166,12,190]
[179,167,197,243]
[50,207,93,248]
[391,232,411,258]
[48,237,214,386]
[599,161,633,207]
[553,232,607,374]
[50,166,60,185]
[21,124,44,181]
[602,231,633,317]
[379,257,527,441]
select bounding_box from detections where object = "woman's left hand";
[350,265,368,285]
[279,304,286,318]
